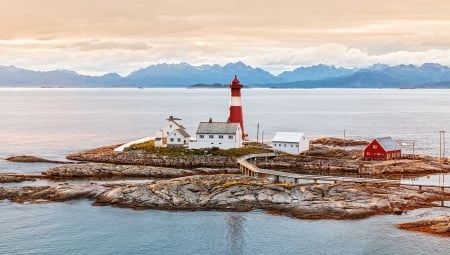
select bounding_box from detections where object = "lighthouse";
[227,75,245,139]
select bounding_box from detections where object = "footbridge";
[238,153,450,192]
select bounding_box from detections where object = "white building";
[155,116,190,147]
[189,119,242,149]
[272,132,309,154]
[166,128,190,147]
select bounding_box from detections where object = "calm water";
[1,88,450,254]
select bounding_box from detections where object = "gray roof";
[272,132,305,143]
[166,116,185,129]
[176,128,190,138]
[196,122,240,134]
[375,137,399,151]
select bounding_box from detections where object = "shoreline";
[1,137,450,236]
[1,174,448,220]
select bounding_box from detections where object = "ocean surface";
[1,88,449,254]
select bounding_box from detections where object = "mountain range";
[2,62,450,88]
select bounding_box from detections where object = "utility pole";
[439,130,446,163]
[256,123,260,143]
[412,141,415,160]
[438,131,446,205]
[343,129,346,151]
[261,131,264,145]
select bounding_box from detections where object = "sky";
[1,0,450,75]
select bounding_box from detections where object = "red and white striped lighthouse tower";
[227,75,245,139]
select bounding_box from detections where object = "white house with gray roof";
[189,119,242,149]
[155,116,190,147]
[166,128,191,147]
[272,132,309,154]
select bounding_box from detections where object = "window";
[169,124,172,128]
[177,138,181,142]
[373,145,377,149]
[209,135,214,139]
[290,144,293,147]
[284,144,286,147]
[274,144,276,147]
[296,145,298,147]
[170,138,174,142]
[228,135,234,139]
[219,135,223,139]
[167,132,169,135]
[199,135,204,138]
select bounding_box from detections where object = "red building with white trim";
[363,137,401,160]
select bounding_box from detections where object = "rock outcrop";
[0,174,37,183]
[67,146,238,168]
[5,155,72,164]
[398,215,450,237]
[43,163,240,179]
[310,137,369,147]
[1,175,448,220]
[258,154,450,177]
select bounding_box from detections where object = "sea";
[0,88,449,254]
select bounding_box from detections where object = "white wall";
[189,132,242,149]
[155,120,183,147]
[273,139,309,154]
[167,129,188,146]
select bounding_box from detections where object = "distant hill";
[1,62,450,88]
[270,70,404,88]
[0,66,125,86]
[277,64,356,82]
[126,62,277,86]
[188,83,227,89]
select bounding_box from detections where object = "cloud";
[2,39,450,76]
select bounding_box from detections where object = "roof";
[196,122,240,134]
[166,116,185,129]
[272,132,305,143]
[374,137,399,151]
[175,128,190,138]
[171,119,185,129]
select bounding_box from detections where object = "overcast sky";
[1,0,450,75]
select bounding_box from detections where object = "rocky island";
[1,137,449,233]
[397,215,450,237]
[1,174,448,220]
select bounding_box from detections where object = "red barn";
[363,137,401,160]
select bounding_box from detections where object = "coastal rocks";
[258,154,450,177]
[361,160,450,176]
[398,215,450,237]
[257,154,361,175]
[310,137,369,147]
[0,184,107,203]
[67,146,238,168]
[5,155,72,164]
[0,174,37,183]
[43,163,240,179]
[1,174,448,220]
[43,163,197,179]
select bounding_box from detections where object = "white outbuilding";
[272,132,309,154]
[166,128,191,147]
[189,119,242,149]
[155,116,190,147]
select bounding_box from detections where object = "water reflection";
[401,172,450,186]
[226,214,245,255]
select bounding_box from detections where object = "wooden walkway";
[238,153,450,191]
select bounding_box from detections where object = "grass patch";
[126,140,273,157]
